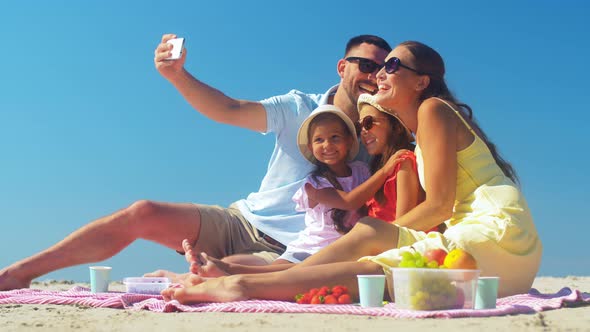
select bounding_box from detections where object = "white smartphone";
[165,37,185,60]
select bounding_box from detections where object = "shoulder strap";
[432,97,475,134]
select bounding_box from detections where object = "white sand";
[1,276,588,332]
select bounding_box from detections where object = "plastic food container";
[123,277,171,295]
[391,268,479,310]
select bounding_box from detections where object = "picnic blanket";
[0,286,588,318]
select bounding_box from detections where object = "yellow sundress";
[360,98,542,297]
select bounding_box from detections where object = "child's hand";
[383,149,412,176]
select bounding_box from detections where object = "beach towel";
[0,286,588,318]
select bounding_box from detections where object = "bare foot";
[0,268,32,291]
[161,275,248,304]
[192,252,230,278]
[143,270,192,284]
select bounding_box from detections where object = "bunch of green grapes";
[397,252,465,310]
[399,251,439,269]
[407,271,463,310]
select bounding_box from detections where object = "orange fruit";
[443,248,477,270]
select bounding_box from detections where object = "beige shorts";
[180,204,285,264]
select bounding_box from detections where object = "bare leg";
[161,218,400,304]
[177,217,397,280]
[179,240,290,277]
[294,217,399,268]
[144,238,212,282]
[221,254,270,266]
[192,252,230,277]
[143,254,256,285]
[162,260,384,304]
[0,200,205,291]
[193,252,294,277]
[143,270,192,284]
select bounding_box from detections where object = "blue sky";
[1,1,589,282]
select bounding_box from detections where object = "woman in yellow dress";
[161,41,542,303]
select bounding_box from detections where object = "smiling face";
[307,116,353,169]
[375,45,426,111]
[338,43,389,111]
[358,104,392,156]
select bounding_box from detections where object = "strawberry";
[317,286,330,296]
[324,295,338,304]
[307,288,319,297]
[295,293,308,304]
[337,294,352,304]
[339,285,349,293]
[301,292,312,304]
[295,293,303,302]
[295,292,312,304]
[296,285,352,305]
[310,295,324,304]
[331,285,348,297]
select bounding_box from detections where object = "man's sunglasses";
[345,57,383,74]
[384,57,423,75]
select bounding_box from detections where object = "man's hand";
[154,34,186,81]
[152,33,267,132]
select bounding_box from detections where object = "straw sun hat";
[297,105,360,163]
[357,93,414,142]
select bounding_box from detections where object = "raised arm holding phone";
[0,33,392,291]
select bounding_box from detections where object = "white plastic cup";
[474,276,499,309]
[89,266,112,293]
[357,275,386,307]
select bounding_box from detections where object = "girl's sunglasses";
[384,57,423,75]
[355,115,383,134]
[345,57,383,74]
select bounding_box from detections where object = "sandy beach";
[0,276,588,331]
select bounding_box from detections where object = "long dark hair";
[308,113,353,234]
[368,113,415,205]
[400,41,519,185]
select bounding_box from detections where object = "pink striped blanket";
[0,287,588,318]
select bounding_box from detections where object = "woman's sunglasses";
[384,57,423,75]
[345,57,383,74]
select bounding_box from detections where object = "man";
[0,34,390,290]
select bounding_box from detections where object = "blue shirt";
[233,85,338,245]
